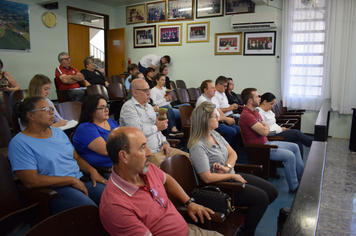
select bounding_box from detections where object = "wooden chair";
[176,80,187,89]
[178,105,194,141]
[279,100,305,115]
[86,84,110,101]
[176,88,195,107]
[55,101,82,121]
[160,155,245,236]
[24,205,110,236]
[187,87,200,103]
[0,92,13,128]
[11,112,21,135]
[0,114,11,158]
[170,80,177,89]
[110,75,125,84]
[272,105,300,130]
[54,79,70,103]
[11,89,28,105]
[108,83,127,121]
[0,153,58,235]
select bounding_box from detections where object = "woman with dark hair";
[256,92,313,156]
[0,59,20,95]
[159,64,171,89]
[144,67,156,89]
[72,94,119,172]
[9,96,107,214]
[225,78,244,106]
[188,101,278,236]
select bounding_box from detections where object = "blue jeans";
[138,62,146,75]
[161,105,182,133]
[50,181,106,214]
[276,129,313,158]
[266,141,304,191]
[216,123,240,145]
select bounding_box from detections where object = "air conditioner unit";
[231,12,278,30]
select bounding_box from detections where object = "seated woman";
[144,67,155,89]
[159,64,171,89]
[80,57,109,88]
[72,94,119,176]
[0,59,20,96]
[188,101,278,236]
[22,74,67,130]
[150,73,183,138]
[225,77,244,106]
[9,96,107,214]
[256,92,313,157]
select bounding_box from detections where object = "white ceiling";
[86,0,149,7]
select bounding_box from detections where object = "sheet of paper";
[58,119,78,130]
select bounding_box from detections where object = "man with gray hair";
[55,52,89,102]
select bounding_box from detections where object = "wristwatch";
[225,163,232,170]
[184,198,195,207]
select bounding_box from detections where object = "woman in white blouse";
[150,73,183,138]
[256,92,312,157]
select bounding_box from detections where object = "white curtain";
[326,0,356,115]
[281,0,329,110]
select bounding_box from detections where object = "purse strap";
[192,165,200,187]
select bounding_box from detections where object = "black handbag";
[192,186,235,216]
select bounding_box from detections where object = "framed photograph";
[225,0,255,15]
[187,21,209,43]
[126,4,145,24]
[214,32,242,55]
[168,0,194,21]
[158,23,182,46]
[134,25,156,48]
[244,31,276,56]
[196,0,223,18]
[146,1,166,23]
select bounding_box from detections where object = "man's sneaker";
[168,130,184,138]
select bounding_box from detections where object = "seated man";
[120,79,189,167]
[80,56,109,88]
[196,80,240,147]
[100,126,222,236]
[239,88,304,192]
[55,52,89,102]
[124,63,139,93]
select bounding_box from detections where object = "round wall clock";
[42,11,57,28]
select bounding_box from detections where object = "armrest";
[93,165,112,174]
[288,109,305,113]
[207,181,245,190]
[277,115,301,119]
[245,143,278,149]
[267,136,284,141]
[234,164,263,173]
[167,139,181,147]
[17,185,58,200]
[283,111,304,115]
[176,206,226,223]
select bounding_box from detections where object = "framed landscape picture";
[225,0,255,15]
[186,21,209,43]
[134,25,156,48]
[126,4,145,24]
[158,23,182,46]
[146,1,166,23]
[214,32,242,55]
[244,31,276,56]
[196,0,223,18]
[168,0,194,21]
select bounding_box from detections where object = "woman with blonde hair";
[188,101,278,236]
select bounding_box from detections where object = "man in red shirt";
[100,126,222,236]
[55,52,89,102]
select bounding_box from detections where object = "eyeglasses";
[210,115,219,120]
[150,188,166,208]
[30,107,54,113]
[95,104,110,112]
[62,57,71,61]
[136,88,150,94]
[229,83,234,85]
[220,83,228,88]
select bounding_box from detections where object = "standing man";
[55,52,89,102]
[138,54,170,75]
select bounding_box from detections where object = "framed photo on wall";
[225,0,255,15]
[243,31,276,56]
[186,21,209,43]
[214,32,242,55]
[126,4,145,24]
[158,23,182,46]
[168,0,194,21]
[196,0,223,18]
[134,25,156,48]
[146,1,166,23]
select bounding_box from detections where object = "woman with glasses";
[225,78,244,106]
[256,92,313,157]
[72,94,119,174]
[188,101,278,236]
[22,74,67,130]
[9,96,107,214]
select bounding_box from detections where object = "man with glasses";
[55,52,89,102]
[120,79,189,167]
[100,126,222,236]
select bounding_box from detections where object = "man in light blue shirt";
[124,63,139,93]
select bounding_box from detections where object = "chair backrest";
[170,80,176,89]
[54,79,69,103]
[110,75,125,84]
[86,84,109,101]
[0,114,12,149]
[175,80,187,89]
[179,105,193,128]
[187,88,199,102]
[55,101,82,121]
[0,92,13,127]
[108,83,125,100]
[170,90,178,102]
[176,88,190,103]
[11,89,28,105]
[160,155,197,207]
[11,112,21,135]
[24,205,110,236]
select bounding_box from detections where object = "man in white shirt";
[196,80,240,147]
[138,54,170,74]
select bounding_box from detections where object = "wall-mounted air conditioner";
[231,12,278,31]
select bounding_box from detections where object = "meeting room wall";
[115,2,351,139]
[1,0,115,100]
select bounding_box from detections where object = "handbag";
[191,186,235,216]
